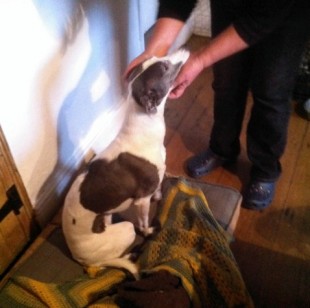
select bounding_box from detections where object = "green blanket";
[0,179,253,307]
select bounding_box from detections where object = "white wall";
[0,0,197,227]
[0,0,159,226]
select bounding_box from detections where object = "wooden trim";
[0,126,40,283]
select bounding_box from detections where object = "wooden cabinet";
[0,126,39,278]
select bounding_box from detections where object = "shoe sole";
[186,159,236,178]
[242,200,272,211]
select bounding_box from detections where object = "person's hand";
[169,52,205,99]
[123,52,152,82]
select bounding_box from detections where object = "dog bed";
[0,177,252,307]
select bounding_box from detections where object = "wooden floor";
[164,35,310,307]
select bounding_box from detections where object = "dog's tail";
[97,257,139,280]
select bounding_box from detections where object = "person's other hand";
[169,53,204,99]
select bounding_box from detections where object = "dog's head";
[128,49,190,114]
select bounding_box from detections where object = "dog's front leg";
[152,188,162,201]
[134,196,153,236]
[152,163,166,201]
[104,214,112,225]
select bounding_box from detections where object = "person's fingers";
[168,56,203,99]
[169,81,188,99]
[168,64,191,99]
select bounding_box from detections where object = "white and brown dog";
[62,49,189,278]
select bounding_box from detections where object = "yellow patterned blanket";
[0,179,253,307]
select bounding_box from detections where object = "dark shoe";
[243,179,276,210]
[186,149,235,178]
[295,98,310,121]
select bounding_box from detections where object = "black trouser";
[209,1,310,181]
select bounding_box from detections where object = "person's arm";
[124,18,184,79]
[169,24,249,99]
[196,24,249,69]
[124,0,197,79]
[169,0,296,99]
[144,18,185,57]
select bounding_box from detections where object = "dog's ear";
[127,63,144,83]
[169,61,183,81]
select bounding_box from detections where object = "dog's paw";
[152,190,162,201]
[141,226,155,237]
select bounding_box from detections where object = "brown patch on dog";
[79,152,159,215]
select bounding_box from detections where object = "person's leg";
[210,52,251,159]
[186,0,252,177]
[244,5,310,209]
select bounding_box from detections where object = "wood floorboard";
[165,35,310,307]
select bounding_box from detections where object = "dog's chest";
[102,111,166,164]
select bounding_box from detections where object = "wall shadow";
[255,205,310,251]
[32,0,132,225]
[232,206,310,306]
[231,239,310,307]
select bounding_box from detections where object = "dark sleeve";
[157,0,198,22]
[233,0,295,45]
